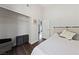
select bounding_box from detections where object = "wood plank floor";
[2,39,46,55]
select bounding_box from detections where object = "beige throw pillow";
[60,30,76,39]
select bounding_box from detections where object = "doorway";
[38,20,43,40]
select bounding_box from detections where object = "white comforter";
[31,33,79,55]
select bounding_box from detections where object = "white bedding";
[31,33,79,55]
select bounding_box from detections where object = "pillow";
[72,34,79,40]
[59,30,76,39]
[57,32,65,38]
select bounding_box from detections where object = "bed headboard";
[49,26,79,37]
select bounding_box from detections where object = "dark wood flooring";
[2,38,46,55]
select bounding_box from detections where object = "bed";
[31,33,79,55]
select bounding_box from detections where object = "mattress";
[31,33,79,55]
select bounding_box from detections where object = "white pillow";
[60,30,76,39]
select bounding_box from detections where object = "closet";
[0,7,30,46]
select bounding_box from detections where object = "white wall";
[0,7,30,46]
[0,4,42,19]
[42,4,79,39]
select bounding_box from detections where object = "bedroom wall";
[0,4,42,19]
[42,4,79,39]
[0,7,30,46]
